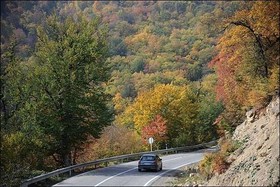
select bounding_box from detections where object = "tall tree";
[31,13,112,166]
[1,36,48,186]
[209,1,279,128]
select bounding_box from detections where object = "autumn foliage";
[1,1,279,186]
[141,115,168,147]
[199,137,240,178]
[209,1,279,128]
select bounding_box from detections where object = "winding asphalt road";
[53,147,216,186]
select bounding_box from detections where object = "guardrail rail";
[21,140,217,187]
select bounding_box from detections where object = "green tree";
[1,38,46,186]
[31,13,112,167]
[196,74,223,142]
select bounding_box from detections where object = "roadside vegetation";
[199,137,242,179]
[1,1,279,186]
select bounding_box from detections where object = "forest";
[1,1,279,186]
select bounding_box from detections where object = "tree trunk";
[230,21,268,77]
[62,152,72,167]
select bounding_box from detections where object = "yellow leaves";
[201,73,218,93]
[2,132,24,149]
[113,93,123,110]
[247,89,268,108]
[218,27,249,53]
[199,152,215,177]
[226,1,279,47]
[251,1,279,38]
[133,31,150,43]
[118,84,186,131]
[124,28,162,54]
[125,29,149,46]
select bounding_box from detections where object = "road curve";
[53,148,216,186]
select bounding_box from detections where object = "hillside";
[206,96,279,186]
[1,1,279,186]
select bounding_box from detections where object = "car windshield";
[141,156,155,161]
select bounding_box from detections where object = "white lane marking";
[94,167,138,186]
[143,160,200,186]
[94,156,185,186]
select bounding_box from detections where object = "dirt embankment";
[206,96,279,186]
[159,96,279,187]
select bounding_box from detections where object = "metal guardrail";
[21,140,217,187]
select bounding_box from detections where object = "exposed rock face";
[207,96,279,186]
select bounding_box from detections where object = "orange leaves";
[208,51,238,104]
[209,1,279,113]
[141,115,168,145]
[250,1,279,39]
[211,152,230,174]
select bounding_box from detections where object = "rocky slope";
[207,96,279,186]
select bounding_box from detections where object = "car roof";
[141,154,158,157]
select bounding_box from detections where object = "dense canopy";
[1,1,279,186]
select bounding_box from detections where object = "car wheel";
[138,168,141,172]
[160,165,162,171]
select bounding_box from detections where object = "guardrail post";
[20,140,217,187]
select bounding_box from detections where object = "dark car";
[138,154,162,172]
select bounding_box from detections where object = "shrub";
[199,153,215,179]
[219,137,242,156]
[199,137,240,179]
[212,152,230,174]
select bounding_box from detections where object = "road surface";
[54,148,216,186]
